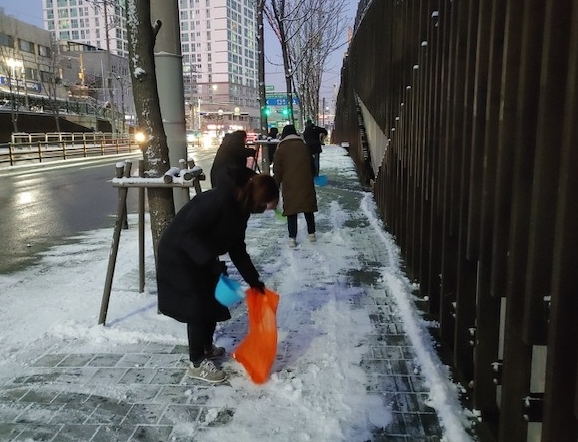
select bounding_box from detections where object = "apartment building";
[0,7,66,105]
[43,0,261,132]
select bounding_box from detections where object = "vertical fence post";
[99,161,130,325]
[138,159,145,293]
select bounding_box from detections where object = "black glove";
[251,281,265,294]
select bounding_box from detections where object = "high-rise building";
[43,0,260,133]
[43,0,127,57]
[179,0,260,132]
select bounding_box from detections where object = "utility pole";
[102,1,116,135]
[257,0,268,136]
[151,0,188,211]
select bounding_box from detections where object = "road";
[0,145,219,274]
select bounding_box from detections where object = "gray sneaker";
[187,359,227,383]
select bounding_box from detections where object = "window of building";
[19,40,35,53]
[71,8,77,17]
[39,45,51,58]
[46,0,53,6]
[57,0,68,6]
[41,70,52,82]
[0,33,14,48]
[181,10,188,20]
[182,43,189,53]
[72,30,79,40]
[71,19,78,28]
[47,20,55,30]
[181,33,189,42]
[59,30,70,40]
[58,9,69,18]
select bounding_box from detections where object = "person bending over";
[156,168,279,383]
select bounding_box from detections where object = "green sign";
[266,85,275,91]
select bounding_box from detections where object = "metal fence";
[333,0,578,440]
[0,132,141,167]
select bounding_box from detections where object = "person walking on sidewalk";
[303,119,328,177]
[273,124,318,248]
[267,126,279,164]
[210,130,257,187]
[156,168,279,383]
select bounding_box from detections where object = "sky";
[0,145,474,441]
[0,0,357,108]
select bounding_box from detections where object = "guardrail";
[0,137,141,167]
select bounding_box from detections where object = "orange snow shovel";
[233,286,280,384]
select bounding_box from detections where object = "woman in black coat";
[157,168,279,383]
[209,130,256,187]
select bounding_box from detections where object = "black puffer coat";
[156,175,261,324]
[210,132,255,187]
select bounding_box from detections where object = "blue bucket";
[215,275,245,307]
[314,175,328,186]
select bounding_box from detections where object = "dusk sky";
[0,0,357,105]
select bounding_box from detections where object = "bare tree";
[290,0,347,123]
[38,38,63,132]
[125,0,175,263]
[264,0,347,127]
[0,39,22,132]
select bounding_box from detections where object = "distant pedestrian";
[267,127,279,164]
[210,130,256,187]
[157,168,279,383]
[303,119,328,177]
[273,124,318,248]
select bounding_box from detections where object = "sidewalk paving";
[0,145,474,441]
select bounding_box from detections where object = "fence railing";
[0,133,141,167]
[333,0,578,441]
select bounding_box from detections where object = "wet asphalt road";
[0,145,218,275]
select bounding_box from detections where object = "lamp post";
[217,108,224,139]
[116,76,126,136]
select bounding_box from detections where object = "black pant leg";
[287,214,298,238]
[187,320,216,364]
[304,212,316,234]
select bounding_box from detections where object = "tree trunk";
[125,0,175,264]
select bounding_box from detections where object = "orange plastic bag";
[232,287,280,384]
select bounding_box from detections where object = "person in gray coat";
[273,124,318,248]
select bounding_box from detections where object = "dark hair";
[280,124,297,139]
[240,174,279,213]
